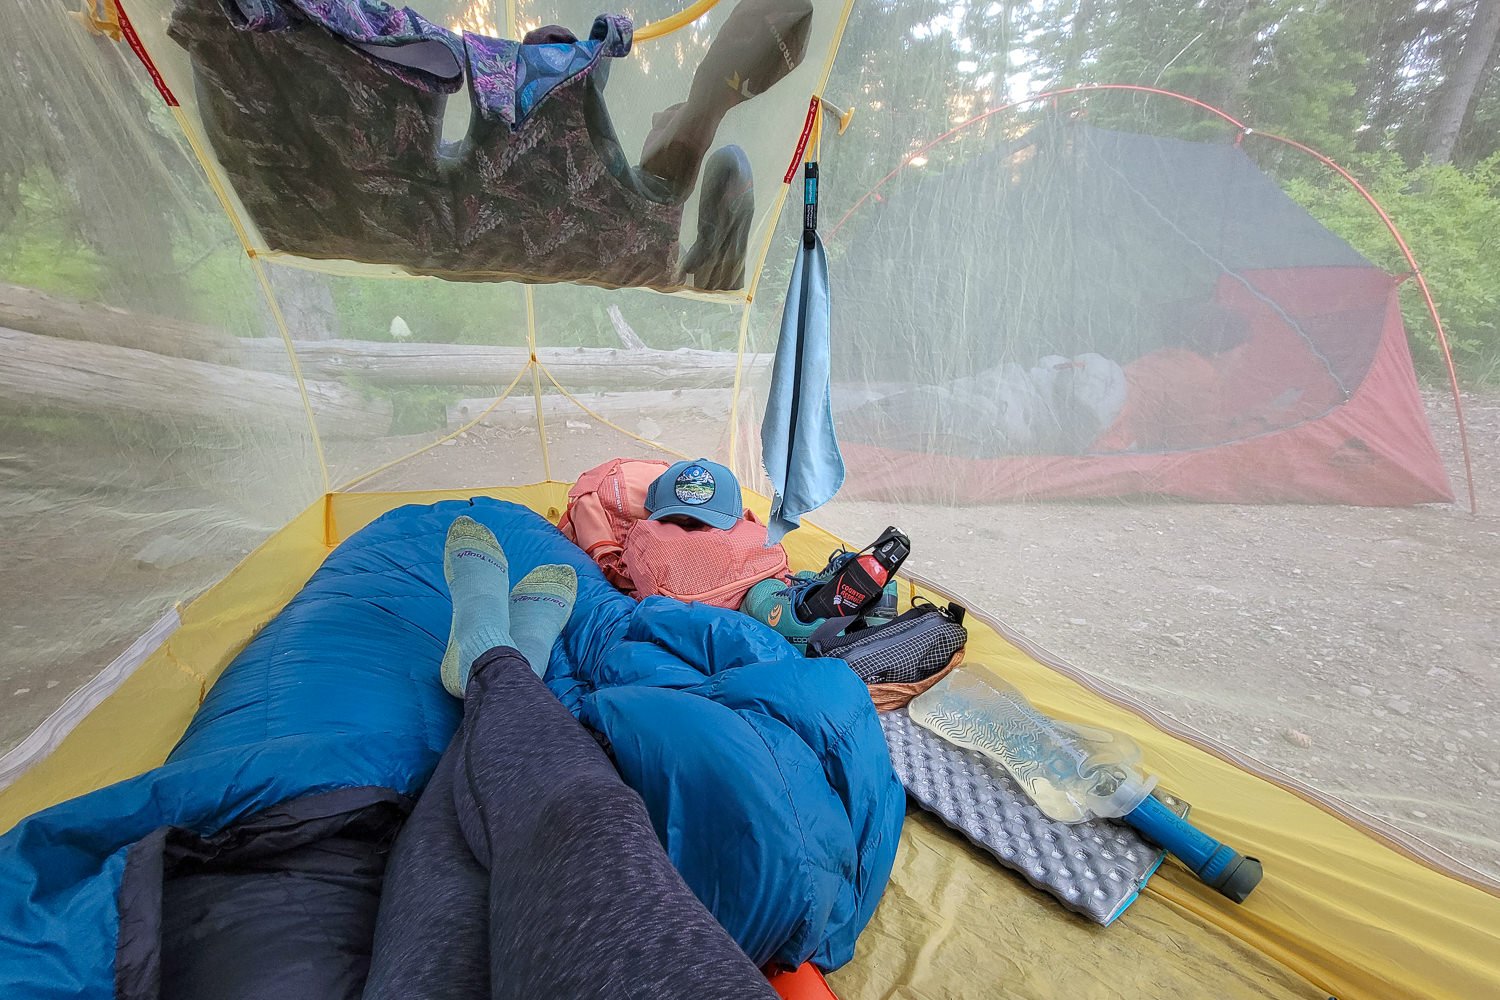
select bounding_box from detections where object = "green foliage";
[1287,154,1500,374]
[1245,2,1369,163]
[329,276,527,346]
[0,169,106,298]
[346,381,469,435]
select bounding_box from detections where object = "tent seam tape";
[523,286,552,480]
[323,491,336,547]
[535,363,690,460]
[0,608,181,791]
[726,302,755,467]
[336,364,532,492]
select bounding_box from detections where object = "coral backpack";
[561,457,789,608]
[622,512,789,609]
[558,458,669,591]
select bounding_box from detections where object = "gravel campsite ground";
[3,385,1496,885]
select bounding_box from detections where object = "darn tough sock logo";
[769,20,797,73]
[453,549,504,568]
[513,594,568,609]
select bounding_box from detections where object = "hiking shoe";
[741,574,823,650]
[741,543,898,648]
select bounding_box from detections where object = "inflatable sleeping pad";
[0,498,904,998]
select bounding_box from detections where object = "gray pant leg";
[363,737,488,1000]
[454,646,777,1000]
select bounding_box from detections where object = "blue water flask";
[1123,793,1263,902]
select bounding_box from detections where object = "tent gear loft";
[163,0,816,290]
[0,1,1494,999]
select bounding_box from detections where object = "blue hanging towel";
[762,229,844,544]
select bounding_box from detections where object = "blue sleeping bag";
[0,498,904,997]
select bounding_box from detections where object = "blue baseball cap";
[645,459,743,530]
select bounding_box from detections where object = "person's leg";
[362,740,489,1000]
[638,0,813,199]
[439,516,513,698]
[440,517,577,685]
[680,145,754,291]
[507,566,576,678]
[426,516,772,997]
[452,648,776,1000]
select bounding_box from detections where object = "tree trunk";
[0,326,389,437]
[1216,0,1261,119]
[239,340,769,390]
[0,283,243,363]
[447,388,733,430]
[606,305,648,349]
[1426,0,1500,165]
[263,267,342,341]
[1062,0,1094,83]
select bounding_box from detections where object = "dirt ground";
[3,385,1495,886]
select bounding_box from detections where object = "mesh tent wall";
[1,1,1497,999]
[822,119,1454,506]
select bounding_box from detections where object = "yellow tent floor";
[3,484,1497,999]
[834,812,1322,1000]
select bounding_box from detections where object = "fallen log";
[0,283,244,364]
[240,339,769,390]
[447,388,733,431]
[0,327,390,437]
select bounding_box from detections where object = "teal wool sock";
[508,565,577,678]
[440,516,512,698]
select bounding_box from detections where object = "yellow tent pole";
[634,0,722,41]
[523,286,552,481]
[739,0,859,306]
[336,364,532,492]
[247,257,334,494]
[726,302,755,468]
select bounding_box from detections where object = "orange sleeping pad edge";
[767,963,838,999]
